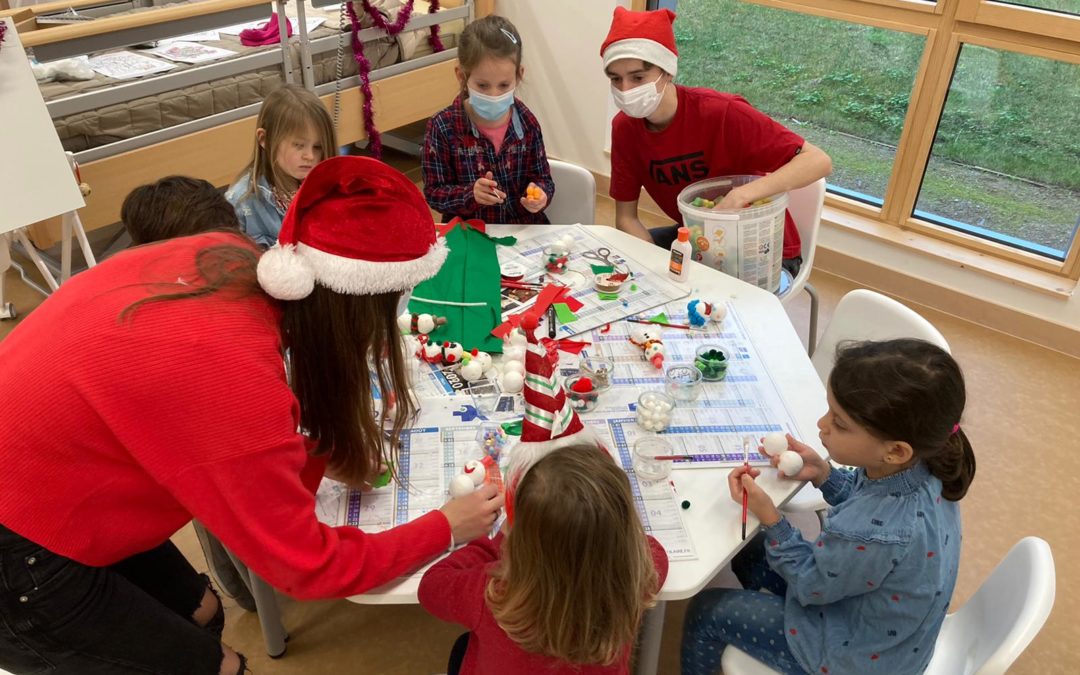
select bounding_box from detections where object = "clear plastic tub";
[676,176,788,293]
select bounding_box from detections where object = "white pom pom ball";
[397,312,412,334]
[709,301,728,323]
[503,345,526,363]
[502,371,524,393]
[507,330,527,347]
[503,360,525,375]
[762,432,788,457]
[778,450,804,477]
[448,474,476,498]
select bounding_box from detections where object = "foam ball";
[560,234,574,250]
[503,345,526,364]
[459,360,485,382]
[473,351,493,371]
[463,460,486,486]
[778,450,804,477]
[503,360,525,375]
[502,371,524,393]
[441,342,464,364]
[709,301,728,323]
[762,432,788,457]
[414,314,437,334]
[397,312,413,334]
[448,473,476,498]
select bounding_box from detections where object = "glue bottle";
[668,227,692,283]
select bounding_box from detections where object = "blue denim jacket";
[764,462,960,674]
[225,174,284,249]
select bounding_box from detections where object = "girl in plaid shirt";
[422,16,554,225]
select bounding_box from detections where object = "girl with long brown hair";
[0,156,502,674]
[419,445,668,674]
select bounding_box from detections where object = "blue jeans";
[681,533,806,674]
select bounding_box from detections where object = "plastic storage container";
[676,175,789,293]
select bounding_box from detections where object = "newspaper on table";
[88,51,176,79]
[319,236,801,565]
[499,225,689,337]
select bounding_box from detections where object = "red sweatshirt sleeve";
[111,298,450,601]
[418,533,503,630]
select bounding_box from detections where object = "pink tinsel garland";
[347,0,444,159]
[0,21,8,52]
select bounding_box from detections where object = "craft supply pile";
[317,223,802,568]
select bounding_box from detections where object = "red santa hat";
[507,312,598,486]
[600,6,678,77]
[257,155,448,300]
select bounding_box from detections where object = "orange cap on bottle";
[677,227,690,242]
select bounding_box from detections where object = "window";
[673,0,924,206]
[915,45,1080,259]
[665,0,1080,276]
[996,0,1080,16]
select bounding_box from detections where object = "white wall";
[495,0,1080,335]
[497,0,628,176]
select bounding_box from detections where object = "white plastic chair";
[779,178,826,354]
[721,537,1056,675]
[784,289,950,519]
[544,159,596,224]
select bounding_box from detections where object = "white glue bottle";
[668,226,692,283]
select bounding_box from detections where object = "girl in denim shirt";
[227,84,338,248]
[682,339,977,675]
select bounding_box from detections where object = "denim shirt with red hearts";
[763,462,961,674]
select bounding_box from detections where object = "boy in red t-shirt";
[601,6,832,276]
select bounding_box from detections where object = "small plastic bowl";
[665,363,703,402]
[636,390,674,432]
[633,436,674,481]
[579,356,615,392]
[543,244,570,274]
[468,379,501,417]
[693,344,729,381]
[564,375,600,413]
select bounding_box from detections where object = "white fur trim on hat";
[507,425,598,482]
[298,238,449,296]
[602,38,677,77]
[257,244,316,300]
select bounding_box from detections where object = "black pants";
[0,523,230,674]
[649,224,802,278]
[447,632,470,675]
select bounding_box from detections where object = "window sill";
[821,205,1077,299]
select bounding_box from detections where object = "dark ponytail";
[925,427,976,501]
[830,339,976,501]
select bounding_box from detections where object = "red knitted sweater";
[0,232,450,600]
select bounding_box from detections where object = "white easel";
[0,17,92,318]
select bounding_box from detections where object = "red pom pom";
[520,313,539,331]
[571,377,594,393]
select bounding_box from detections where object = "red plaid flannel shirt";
[422,96,554,224]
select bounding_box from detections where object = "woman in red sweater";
[419,445,668,674]
[0,156,502,674]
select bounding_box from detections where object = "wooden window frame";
[700,0,1080,281]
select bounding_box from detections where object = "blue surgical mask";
[468,87,515,121]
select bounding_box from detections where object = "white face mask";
[611,75,668,119]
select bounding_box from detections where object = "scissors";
[581,247,622,267]
[581,247,630,276]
